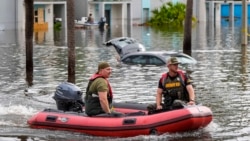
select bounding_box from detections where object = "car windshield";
[118,41,130,48]
[116,39,136,48]
[122,55,147,64]
[122,55,165,65]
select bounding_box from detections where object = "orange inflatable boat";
[27,82,213,137]
[27,103,212,137]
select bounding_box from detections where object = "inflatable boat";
[27,82,213,137]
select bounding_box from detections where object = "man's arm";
[186,85,195,105]
[156,88,163,109]
[184,73,195,105]
[98,91,111,114]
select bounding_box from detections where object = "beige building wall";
[16,0,25,30]
[44,4,54,29]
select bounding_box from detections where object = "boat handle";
[123,118,136,125]
[46,115,58,122]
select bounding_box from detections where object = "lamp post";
[241,0,248,46]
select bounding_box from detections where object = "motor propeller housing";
[53,82,84,112]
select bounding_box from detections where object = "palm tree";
[67,0,76,83]
[24,0,34,86]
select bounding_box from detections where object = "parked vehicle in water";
[104,37,145,57]
[120,51,197,66]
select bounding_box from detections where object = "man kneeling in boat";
[148,57,196,114]
[85,62,123,117]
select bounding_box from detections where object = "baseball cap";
[167,57,180,65]
[98,62,110,72]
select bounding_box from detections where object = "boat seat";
[93,111,146,117]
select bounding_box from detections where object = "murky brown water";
[0,22,250,141]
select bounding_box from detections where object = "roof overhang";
[88,0,131,4]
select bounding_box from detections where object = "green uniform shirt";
[88,78,109,94]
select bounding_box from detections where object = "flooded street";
[0,22,250,140]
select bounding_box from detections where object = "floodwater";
[0,21,250,141]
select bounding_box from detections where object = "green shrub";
[148,2,195,27]
[54,21,61,31]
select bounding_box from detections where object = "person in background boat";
[85,62,122,117]
[147,57,195,114]
[86,13,94,24]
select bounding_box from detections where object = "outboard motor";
[53,82,84,112]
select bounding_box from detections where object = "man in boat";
[85,62,122,116]
[148,57,195,114]
[86,13,94,24]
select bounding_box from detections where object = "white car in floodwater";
[104,37,146,57]
[120,51,197,66]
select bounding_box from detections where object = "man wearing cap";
[85,62,113,116]
[148,57,195,114]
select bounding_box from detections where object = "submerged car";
[120,51,197,66]
[104,37,145,57]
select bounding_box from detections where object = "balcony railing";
[90,0,131,2]
[206,0,243,1]
[34,0,66,2]
[34,0,130,2]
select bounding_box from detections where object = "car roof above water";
[122,51,179,56]
[121,51,197,64]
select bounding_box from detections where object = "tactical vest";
[160,71,189,106]
[85,74,113,116]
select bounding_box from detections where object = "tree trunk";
[183,0,193,56]
[67,0,76,83]
[25,0,34,86]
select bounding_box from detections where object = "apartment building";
[0,0,67,30]
[0,0,206,30]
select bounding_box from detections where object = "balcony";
[90,0,130,2]
[34,0,66,2]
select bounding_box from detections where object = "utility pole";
[67,0,76,83]
[241,0,248,46]
[25,0,34,86]
[183,0,193,56]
